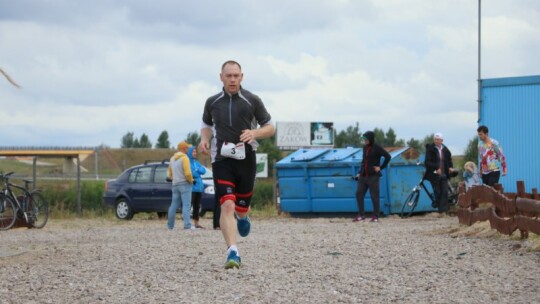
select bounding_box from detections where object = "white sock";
[228,245,239,255]
[235,213,248,220]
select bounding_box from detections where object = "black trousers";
[356,175,380,217]
[191,192,202,221]
[429,175,449,213]
[482,171,501,187]
[213,193,220,229]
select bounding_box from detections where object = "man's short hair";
[221,60,241,71]
[477,125,489,134]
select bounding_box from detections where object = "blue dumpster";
[276,147,436,215]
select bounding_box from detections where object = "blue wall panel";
[480,75,540,192]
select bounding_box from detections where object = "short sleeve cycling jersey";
[202,87,272,144]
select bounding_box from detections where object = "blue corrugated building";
[480,75,540,192]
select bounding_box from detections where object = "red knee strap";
[220,194,236,205]
[235,205,249,213]
[236,191,253,199]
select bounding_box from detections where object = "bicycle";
[400,173,458,218]
[0,172,49,230]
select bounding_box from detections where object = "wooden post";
[32,157,37,190]
[272,160,278,213]
[94,148,99,180]
[77,155,82,216]
[516,181,529,239]
[516,181,526,198]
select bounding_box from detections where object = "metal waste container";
[276,147,435,214]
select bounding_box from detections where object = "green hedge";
[38,180,106,214]
[251,180,275,208]
[34,179,275,215]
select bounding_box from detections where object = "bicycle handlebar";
[0,171,14,178]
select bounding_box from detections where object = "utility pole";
[477,0,482,122]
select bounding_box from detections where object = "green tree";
[385,128,397,147]
[257,136,282,177]
[185,131,200,146]
[155,130,170,148]
[132,138,140,148]
[121,132,135,148]
[373,128,385,146]
[462,136,478,166]
[421,133,434,151]
[407,138,422,152]
[139,133,152,148]
[335,122,362,148]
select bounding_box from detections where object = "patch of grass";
[0,159,61,176]
[252,179,275,209]
[251,203,279,218]
[50,208,116,220]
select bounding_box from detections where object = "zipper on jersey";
[228,95,233,126]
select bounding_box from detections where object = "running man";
[198,60,275,269]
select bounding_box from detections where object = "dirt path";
[1,215,539,303]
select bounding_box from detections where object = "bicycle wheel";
[0,195,17,230]
[447,181,458,206]
[28,191,48,229]
[400,190,420,218]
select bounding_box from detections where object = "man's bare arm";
[240,123,275,143]
[198,126,213,155]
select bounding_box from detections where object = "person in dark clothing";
[213,174,221,230]
[354,131,391,223]
[424,132,455,213]
[187,146,206,229]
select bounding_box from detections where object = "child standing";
[463,161,481,190]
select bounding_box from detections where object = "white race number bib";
[220,142,246,160]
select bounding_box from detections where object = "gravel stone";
[0,215,539,303]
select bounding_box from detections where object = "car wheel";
[157,212,167,219]
[199,208,206,218]
[115,198,133,220]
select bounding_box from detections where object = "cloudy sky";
[1,0,539,153]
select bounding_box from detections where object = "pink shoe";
[353,215,366,222]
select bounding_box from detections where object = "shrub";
[35,178,277,217]
[39,180,106,215]
[251,179,275,209]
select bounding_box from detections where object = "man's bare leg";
[220,200,237,247]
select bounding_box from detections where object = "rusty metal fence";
[457,181,540,239]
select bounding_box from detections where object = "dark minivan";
[103,160,215,220]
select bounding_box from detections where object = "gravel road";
[1,214,539,304]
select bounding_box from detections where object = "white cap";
[434,132,444,140]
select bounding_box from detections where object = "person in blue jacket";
[188,146,207,229]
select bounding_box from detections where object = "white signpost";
[256,153,268,178]
[276,122,311,148]
[276,121,334,149]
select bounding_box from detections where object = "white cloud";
[263,54,328,82]
[1,0,539,154]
